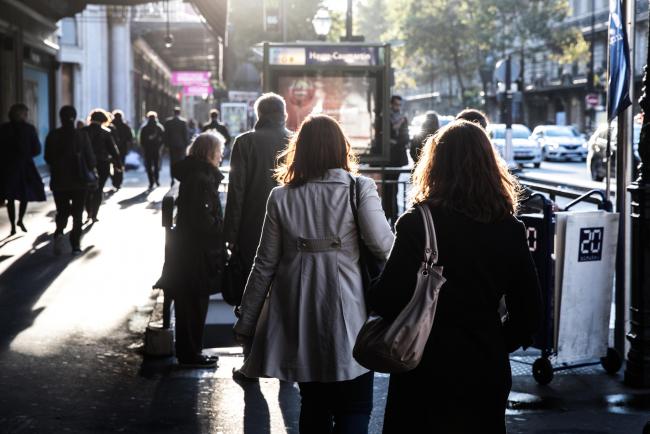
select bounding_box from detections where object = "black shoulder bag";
[349,176,386,299]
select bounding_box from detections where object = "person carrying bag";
[353,203,444,373]
[366,120,542,434]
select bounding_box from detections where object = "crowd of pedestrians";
[1,91,542,433]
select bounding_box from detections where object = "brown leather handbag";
[353,203,445,373]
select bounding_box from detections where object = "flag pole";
[605,4,613,201]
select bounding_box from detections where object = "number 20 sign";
[578,227,604,262]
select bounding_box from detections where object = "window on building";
[59,18,77,46]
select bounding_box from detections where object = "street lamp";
[164,0,173,48]
[312,8,332,41]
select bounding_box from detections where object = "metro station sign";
[268,46,379,66]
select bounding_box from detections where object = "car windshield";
[491,125,531,139]
[544,127,578,137]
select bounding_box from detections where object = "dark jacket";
[82,123,121,165]
[139,120,165,150]
[223,119,290,270]
[44,125,97,192]
[389,112,409,166]
[0,120,46,201]
[368,204,542,434]
[163,116,190,150]
[201,120,231,148]
[156,156,225,296]
[110,119,134,157]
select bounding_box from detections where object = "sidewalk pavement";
[0,162,648,433]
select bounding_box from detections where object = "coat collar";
[309,168,352,184]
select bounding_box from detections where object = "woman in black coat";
[368,120,542,434]
[0,103,46,235]
[156,132,225,368]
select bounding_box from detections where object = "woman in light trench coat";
[233,114,394,434]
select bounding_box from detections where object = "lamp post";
[624,0,650,388]
[312,7,332,41]
[479,55,495,112]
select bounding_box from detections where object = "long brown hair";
[274,114,358,186]
[410,120,520,223]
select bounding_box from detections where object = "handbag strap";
[348,175,360,229]
[416,203,439,265]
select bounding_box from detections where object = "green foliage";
[356,0,588,98]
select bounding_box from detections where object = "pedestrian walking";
[187,119,199,140]
[109,110,133,189]
[367,120,542,434]
[155,132,226,368]
[201,108,231,157]
[139,111,165,190]
[0,103,46,236]
[233,115,394,434]
[409,110,439,163]
[44,106,96,255]
[224,93,291,382]
[163,107,190,186]
[83,109,121,222]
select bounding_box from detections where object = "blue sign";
[607,0,632,121]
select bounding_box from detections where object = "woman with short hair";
[369,120,542,433]
[233,114,394,433]
[156,132,226,368]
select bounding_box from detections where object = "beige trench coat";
[233,168,394,382]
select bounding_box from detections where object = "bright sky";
[324,0,349,12]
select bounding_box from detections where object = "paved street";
[0,163,649,433]
[521,160,599,188]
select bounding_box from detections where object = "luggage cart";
[515,190,622,385]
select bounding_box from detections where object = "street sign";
[585,93,599,108]
[494,58,520,83]
[171,71,211,86]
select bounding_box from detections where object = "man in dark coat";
[224,93,291,306]
[0,103,46,235]
[109,110,134,190]
[382,95,409,224]
[83,109,122,222]
[201,108,231,157]
[224,92,290,381]
[45,106,96,254]
[140,111,165,189]
[164,107,190,186]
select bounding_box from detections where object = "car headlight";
[549,142,559,149]
[581,142,588,148]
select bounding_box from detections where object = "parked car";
[487,123,542,168]
[586,122,641,181]
[530,125,588,161]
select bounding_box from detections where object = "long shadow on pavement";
[0,232,77,352]
[118,190,152,210]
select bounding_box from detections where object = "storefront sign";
[171,71,211,86]
[183,85,213,96]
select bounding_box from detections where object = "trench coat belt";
[296,236,342,252]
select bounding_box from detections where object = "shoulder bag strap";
[349,175,359,228]
[417,203,439,265]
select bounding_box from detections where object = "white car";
[487,124,542,168]
[531,125,587,161]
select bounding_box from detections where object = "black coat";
[82,124,120,164]
[44,126,97,192]
[163,116,190,150]
[156,156,225,297]
[368,204,542,434]
[0,121,46,202]
[110,119,134,157]
[223,119,290,271]
[139,120,165,151]
[201,120,232,148]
